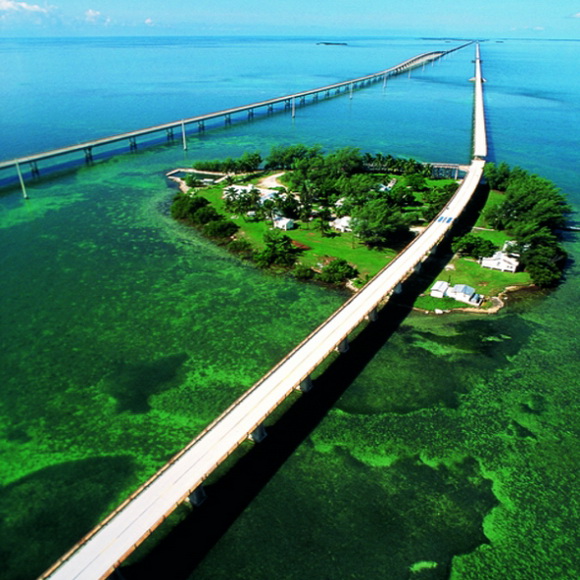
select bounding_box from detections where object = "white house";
[480,251,519,272]
[446,283,483,306]
[273,217,295,231]
[378,178,397,192]
[430,280,449,298]
[480,241,520,272]
[259,190,278,204]
[330,216,352,232]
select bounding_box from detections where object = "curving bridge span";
[40,42,486,580]
[0,42,471,183]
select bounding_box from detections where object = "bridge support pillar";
[188,486,207,507]
[268,104,274,114]
[129,138,137,152]
[198,121,205,132]
[248,109,254,120]
[84,147,94,163]
[300,96,306,104]
[249,424,267,443]
[366,308,379,322]
[166,127,174,141]
[15,162,28,200]
[225,114,232,126]
[108,568,127,580]
[336,337,349,354]
[296,376,313,393]
[30,161,40,178]
[394,283,403,295]
[414,262,422,274]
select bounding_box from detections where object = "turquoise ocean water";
[0,37,579,579]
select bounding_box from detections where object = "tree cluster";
[173,145,457,287]
[265,144,323,170]
[193,151,262,174]
[254,229,299,268]
[351,198,412,248]
[317,258,358,284]
[170,193,239,240]
[452,233,497,258]
[361,152,432,176]
[262,145,450,247]
[483,163,570,286]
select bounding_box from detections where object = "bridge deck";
[473,43,487,159]
[41,43,485,580]
[0,47,472,174]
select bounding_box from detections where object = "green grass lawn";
[447,257,530,296]
[285,227,397,279]
[474,189,504,228]
[414,186,531,312]
[417,257,531,311]
[198,183,397,281]
[191,178,531,305]
[470,228,511,248]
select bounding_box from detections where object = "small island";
[167,146,569,312]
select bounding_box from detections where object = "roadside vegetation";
[415,162,569,311]
[170,149,569,300]
[480,162,570,286]
[170,145,457,288]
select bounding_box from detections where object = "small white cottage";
[480,243,520,272]
[447,284,483,306]
[330,216,352,232]
[430,280,449,298]
[273,217,295,231]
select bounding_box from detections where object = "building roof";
[432,280,449,292]
[453,284,475,295]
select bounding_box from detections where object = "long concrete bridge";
[1,42,472,188]
[39,43,486,580]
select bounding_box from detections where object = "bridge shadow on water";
[119,185,488,580]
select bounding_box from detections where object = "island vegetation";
[479,162,569,287]
[169,147,569,308]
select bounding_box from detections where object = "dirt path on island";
[257,171,286,190]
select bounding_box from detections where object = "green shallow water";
[0,150,346,579]
[191,295,580,579]
[1,37,579,580]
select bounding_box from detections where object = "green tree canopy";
[203,219,239,239]
[486,173,569,232]
[421,184,456,221]
[318,258,358,284]
[254,229,298,268]
[170,194,210,222]
[452,233,497,258]
[352,198,412,248]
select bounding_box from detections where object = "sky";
[0,0,579,38]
